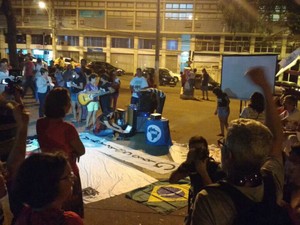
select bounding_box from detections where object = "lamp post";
[38,1,56,60]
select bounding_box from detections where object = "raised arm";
[6,102,29,179]
[245,67,283,160]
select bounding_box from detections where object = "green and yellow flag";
[126,180,190,214]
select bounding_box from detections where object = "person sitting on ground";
[169,136,225,225]
[191,67,289,225]
[212,87,230,137]
[84,74,100,131]
[12,152,83,225]
[240,91,265,123]
[36,87,85,218]
[93,112,130,137]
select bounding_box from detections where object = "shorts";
[87,101,99,112]
[201,86,208,91]
[217,107,229,117]
[71,92,78,102]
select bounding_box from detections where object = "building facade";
[0,0,299,81]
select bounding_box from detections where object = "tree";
[0,0,18,68]
[219,0,300,35]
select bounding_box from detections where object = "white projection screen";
[221,55,277,100]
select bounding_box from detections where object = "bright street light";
[38,1,46,9]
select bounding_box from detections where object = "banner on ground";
[79,133,179,174]
[79,148,158,203]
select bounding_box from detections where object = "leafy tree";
[219,0,300,34]
[0,0,18,68]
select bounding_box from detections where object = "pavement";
[3,75,242,225]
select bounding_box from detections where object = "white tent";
[276,55,300,78]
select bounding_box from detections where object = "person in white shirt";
[36,68,53,117]
[130,68,148,105]
[0,60,11,94]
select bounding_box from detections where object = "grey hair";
[224,119,273,175]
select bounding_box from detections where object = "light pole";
[38,0,56,60]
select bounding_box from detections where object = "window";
[254,37,281,53]
[224,36,250,52]
[84,37,106,47]
[138,39,156,49]
[57,36,79,46]
[165,3,193,20]
[31,35,43,45]
[195,36,220,51]
[111,38,133,48]
[167,40,178,50]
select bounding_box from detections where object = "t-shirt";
[191,157,284,225]
[280,108,300,131]
[15,206,83,225]
[71,76,85,94]
[202,72,209,86]
[240,107,265,124]
[85,83,99,101]
[36,118,80,175]
[130,76,148,98]
[217,93,230,108]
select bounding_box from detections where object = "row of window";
[10,34,299,54]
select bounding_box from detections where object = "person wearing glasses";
[169,136,225,225]
[191,67,288,225]
[36,88,85,218]
[12,152,83,225]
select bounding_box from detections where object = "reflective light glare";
[38,1,46,9]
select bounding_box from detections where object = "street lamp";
[38,0,57,60]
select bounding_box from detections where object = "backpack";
[205,174,292,225]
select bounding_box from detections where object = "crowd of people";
[1,53,300,225]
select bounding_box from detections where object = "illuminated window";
[167,40,178,50]
[165,3,193,20]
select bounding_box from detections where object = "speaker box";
[136,112,150,132]
[138,92,156,113]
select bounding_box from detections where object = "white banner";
[78,148,157,203]
[79,133,179,174]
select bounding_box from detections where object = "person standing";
[70,70,85,123]
[130,68,148,105]
[36,87,85,218]
[201,68,209,100]
[191,67,288,225]
[213,87,230,137]
[84,74,100,130]
[36,68,53,117]
[111,71,121,111]
[98,74,113,115]
[22,55,35,98]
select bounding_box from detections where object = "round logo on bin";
[147,125,162,143]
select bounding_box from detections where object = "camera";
[1,77,23,95]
